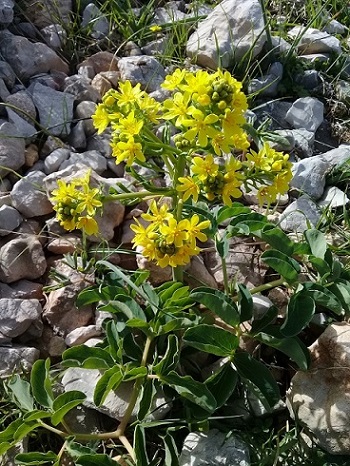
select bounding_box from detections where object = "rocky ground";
[2,0,350,464]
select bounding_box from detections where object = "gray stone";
[268,129,295,151]
[185,255,218,289]
[82,3,109,39]
[0,345,39,377]
[291,128,315,158]
[30,82,75,136]
[154,6,187,23]
[271,35,292,54]
[41,23,67,50]
[43,148,71,174]
[288,26,342,55]
[118,55,166,92]
[317,186,349,209]
[87,133,113,157]
[0,122,26,177]
[0,205,22,235]
[61,150,107,174]
[62,367,171,421]
[0,30,69,81]
[64,74,101,103]
[285,97,324,133]
[67,120,87,150]
[179,429,250,466]
[43,259,94,336]
[0,298,42,338]
[287,323,350,455]
[279,195,322,233]
[65,325,102,347]
[47,234,81,254]
[75,100,97,137]
[0,280,43,300]
[0,237,47,283]
[248,62,283,97]
[186,0,266,69]
[0,60,16,89]
[142,36,169,56]
[295,70,321,90]
[0,0,14,25]
[323,19,347,35]
[252,294,274,319]
[11,171,53,217]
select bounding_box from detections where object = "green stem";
[172,153,187,282]
[103,190,171,203]
[232,277,286,301]
[221,256,229,295]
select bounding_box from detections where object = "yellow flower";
[162,92,191,126]
[114,137,145,166]
[92,105,110,134]
[182,108,219,147]
[161,68,187,91]
[115,81,144,108]
[185,215,211,243]
[141,200,172,227]
[177,176,200,202]
[150,25,162,32]
[159,217,189,247]
[117,111,143,137]
[191,155,219,181]
[76,216,99,236]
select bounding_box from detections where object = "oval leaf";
[281,294,315,337]
[261,249,300,283]
[184,325,239,357]
[190,287,240,326]
[51,391,86,426]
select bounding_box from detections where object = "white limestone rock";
[186,0,266,69]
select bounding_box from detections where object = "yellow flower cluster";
[177,154,244,206]
[162,69,249,154]
[131,201,210,267]
[50,171,102,236]
[92,81,160,166]
[244,142,293,204]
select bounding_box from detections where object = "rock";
[287,323,350,455]
[186,0,266,69]
[268,129,295,151]
[136,250,172,284]
[288,26,342,55]
[185,255,218,289]
[43,148,71,174]
[323,19,347,35]
[154,6,187,23]
[21,0,72,29]
[252,294,274,319]
[118,55,166,92]
[0,237,47,283]
[67,121,87,150]
[43,259,94,336]
[179,429,250,466]
[11,171,53,217]
[317,186,349,209]
[0,280,43,300]
[82,3,109,39]
[291,145,350,198]
[78,51,119,76]
[62,367,171,421]
[61,150,107,174]
[0,298,42,339]
[65,325,101,346]
[292,129,315,158]
[30,82,75,136]
[0,345,40,377]
[0,0,14,25]
[0,121,26,177]
[25,144,40,167]
[47,234,81,254]
[271,35,292,54]
[41,23,66,50]
[91,73,112,97]
[295,69,322,91]
[64,75,101,103]
[0,30,69,80]
[0,60,16,89]
[279,195,322,233]
[248,62,283,97]
[285,97,324,133]
[0,205,22,235]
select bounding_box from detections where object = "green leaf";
[134,425,149,466]
[251,305,278,333]
[104,320,121,362]
[30,359,53,409]
[62,346,115,368]
[76,287,103,308]
[93,366,123,406]
[305,229,327,259]
[261,249,300,283]
[112,295,146,321]
[261,225,295,256]
[160,371,217,412]
[158,282,186,303]
[183,325,239,357]
[233,352,280,408]
[123,366,148,382]
[157,317,196,334]
[7,376,33,412]
[215,234,229,259]
[302,283,343,314]
[138,379,157,421]
[215,204,251,224]
[281,293,315,337]
[65,440,94,459]
[153,334,179,376]
[236,284,253,322]
[308,257,331,279]
[0,442,12,456]
[162,431,179,466]
[205,363,238,408]
[51,391,86,426]
[14,452,57,465]
[0,419,22,443]
[14,422,40,442]
[254,326,310,370]
[190,287,240,326]
[229,212,268,234]
[76,454,118,466]
[23,411,52,422]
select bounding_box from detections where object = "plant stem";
[103,190,171,202]
[232,277,286,301]
[172,153,187,282]
[221,256,229,295]
[119,435,136,462]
